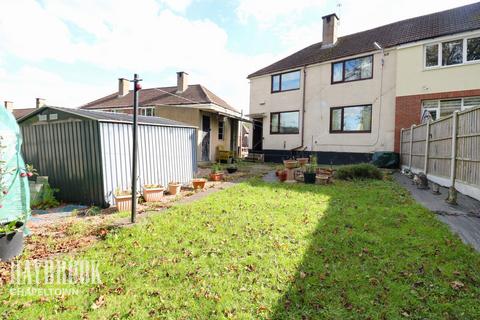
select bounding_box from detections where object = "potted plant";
[168,181,182,195]
[275,165,284,176]
[209,163,224,181]
[303,164,317,184]
[0,220,25,261]
[143,184,165,202]
[114,189,136,212]
[226,164,238,174]
[191,178,207,190]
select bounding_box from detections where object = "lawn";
[2,179,480,319]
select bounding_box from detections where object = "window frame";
[421,96,480,121]
[269,110,300,135]
[139,107,155,117]
[329,105,373,133]
[424,34,480,69]
[330,55,374,84]
[218,118,224,140]
[271,70,301,93]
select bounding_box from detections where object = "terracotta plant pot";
[297,158,309,166]
[143,186,165,202]
[114,194,136,212]
[192,178,207,190]
[168,183,182,195]
[209,172,224,181]
[283,160,299,169]
[278,171,287,182]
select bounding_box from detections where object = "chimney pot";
[322,13,339,46]
[176,71,189,93]
[4,101,13,111]
[36,98,46,109]
[118,78,130,97]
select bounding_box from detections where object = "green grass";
[2,179,480,319]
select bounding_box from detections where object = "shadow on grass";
[245,179,480,319]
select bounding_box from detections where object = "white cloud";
[0,66,111,109]
[0,0,273,111]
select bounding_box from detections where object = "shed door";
[201,115,211,161]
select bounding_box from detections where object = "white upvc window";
[424,35,480,68]
[139,107,155,117]
[421,96,480,122]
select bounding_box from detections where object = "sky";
[0,0,477,112]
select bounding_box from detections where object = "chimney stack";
[118,78,130,97]
[36,98,46,109]
[322,13,339,46]
[176,71,189,93]
[4,101,13,111]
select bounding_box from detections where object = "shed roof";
[18,106,197,128]
[248,2,480,78]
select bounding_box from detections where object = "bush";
[335,163,382,180]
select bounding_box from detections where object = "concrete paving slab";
[394,172,480,252]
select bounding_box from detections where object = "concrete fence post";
[447,111,459,204]
[400,128,404,166]
[409,125,414,170]
[424,121,430,174]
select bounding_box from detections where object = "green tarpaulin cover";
[0,107,30,228]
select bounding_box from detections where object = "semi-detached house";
[247,2,480,163]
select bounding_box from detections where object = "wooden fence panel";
[428,116,453,178]
[400,106,480,201]
[456,107,480,187]
[411,124,427,171]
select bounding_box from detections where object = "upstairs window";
[331,55,373,83]
[271,70,301,92]
[270,111,299,134]
[425,35,480,68]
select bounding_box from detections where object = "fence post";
[409,124,414,170]
[447,111,459,204]
[400,128,404,167]
[424,121,430,174]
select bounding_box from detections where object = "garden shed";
[18,107,197,207]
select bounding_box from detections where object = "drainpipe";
[291,66,307,152]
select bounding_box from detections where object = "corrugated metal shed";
[19,107,197,207]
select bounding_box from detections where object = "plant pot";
[168,183,182,195]
[304,172,316,184]
[192,178,207,190]
[283,160,299,169]
[114,194,136,212]
[143,187,165,202]
[278,171,287,182]
[297,158,309,166]
[0,222,24,262]
[209,172,224,181]
[226,167,238,174]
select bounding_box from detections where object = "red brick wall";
[394,89,480,152]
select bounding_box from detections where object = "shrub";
[335,163,382,180]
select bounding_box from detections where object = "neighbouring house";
[80,72,246,163]
[18,107,197,207]
[247,2,480,163]
[4,98,47,120]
